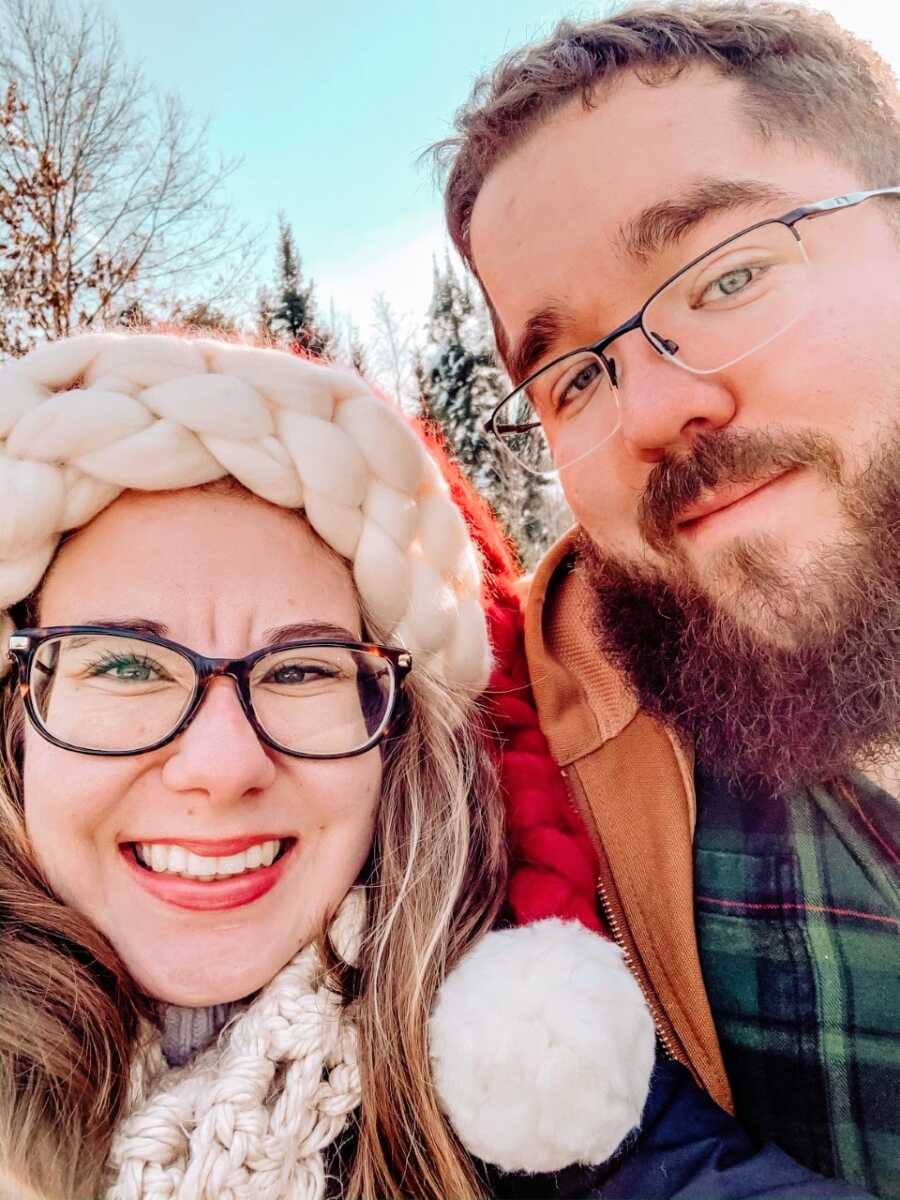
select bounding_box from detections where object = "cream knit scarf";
[104,892,364,1200]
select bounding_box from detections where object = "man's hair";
[436,1,900,277]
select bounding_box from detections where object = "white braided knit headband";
[0,333,491,689]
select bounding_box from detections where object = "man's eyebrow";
[507,302,578,388]
[617,177,799,263]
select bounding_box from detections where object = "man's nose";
[614,340,738,462]
[161,677,277,803]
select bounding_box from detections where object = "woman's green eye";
[89,654,170,682]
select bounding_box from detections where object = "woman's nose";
[160,678,277,802]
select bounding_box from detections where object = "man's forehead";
[470,70,752,326]
[469,67,850,381]
[470,65,751,244]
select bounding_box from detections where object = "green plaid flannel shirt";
[694,767,900,1198]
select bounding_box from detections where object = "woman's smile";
[119,835,298,912]
[130,834,288,877]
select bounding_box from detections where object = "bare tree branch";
[370,292,418,409]
[0,0,258,353]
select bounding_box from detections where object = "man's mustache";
[638,427,844,550]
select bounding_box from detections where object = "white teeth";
[168,845,188,873]
[135,839,283,881]
[186,851,217,878]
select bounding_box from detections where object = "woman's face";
[23,488,382,1006]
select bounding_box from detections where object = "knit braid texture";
[105,891,364,1200]
[0,333,490,691]
[485,597,605,932]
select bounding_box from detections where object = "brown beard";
[578,427,900,795]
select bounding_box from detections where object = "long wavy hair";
[0,480,508,1199]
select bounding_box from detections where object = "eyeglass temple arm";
[783,185,900,225]
[495,420,541,434]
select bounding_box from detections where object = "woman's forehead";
[37,488,361,641]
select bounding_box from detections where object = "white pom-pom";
[429,920,656,1174]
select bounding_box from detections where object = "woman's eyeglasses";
[6,626,412,759]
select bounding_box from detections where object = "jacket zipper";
[594,871,679,1063]
[560,765,684,1068]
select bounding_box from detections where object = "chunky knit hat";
[0,332,655,1178]
[0,332,490,690]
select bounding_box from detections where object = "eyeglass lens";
[497,352,616,476]
[642,221,809,371]
[28,632,395,755]
[497,220,810,474]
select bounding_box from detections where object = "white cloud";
[312,207,451,340]
[822,0,900,65]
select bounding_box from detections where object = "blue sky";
[115,0,900,337]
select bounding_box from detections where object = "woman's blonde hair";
[0,494,507,1199]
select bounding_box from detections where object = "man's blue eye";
[697,263,769,307]
[715,267,752,295]
[557,359,606,410]
[572,364,600,391]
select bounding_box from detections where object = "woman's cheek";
[22,736,126,906]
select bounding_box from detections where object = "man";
[436,4,900,1197]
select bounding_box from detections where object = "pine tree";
[417,255,570,566]
[265,216,333,358]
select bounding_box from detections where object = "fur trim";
[429,920,656,1173]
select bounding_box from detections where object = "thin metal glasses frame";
[486,186,900,463]
[6,625,412,759]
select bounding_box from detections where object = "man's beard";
[579,426,900,795]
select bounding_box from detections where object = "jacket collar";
[523,527,694,829]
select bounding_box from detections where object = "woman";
[0,332,874,1200]
[0,331,659,1200]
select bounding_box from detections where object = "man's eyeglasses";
[486,186,900,478]
[6,627,412,759]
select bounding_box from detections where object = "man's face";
[470,66,900,637]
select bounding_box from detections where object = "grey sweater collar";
[159,1002,235,1067]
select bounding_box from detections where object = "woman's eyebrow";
[262,621,361,645]
[72,618,360,645]
[78,618,169,637]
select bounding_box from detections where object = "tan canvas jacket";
[523,529,734,1113]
